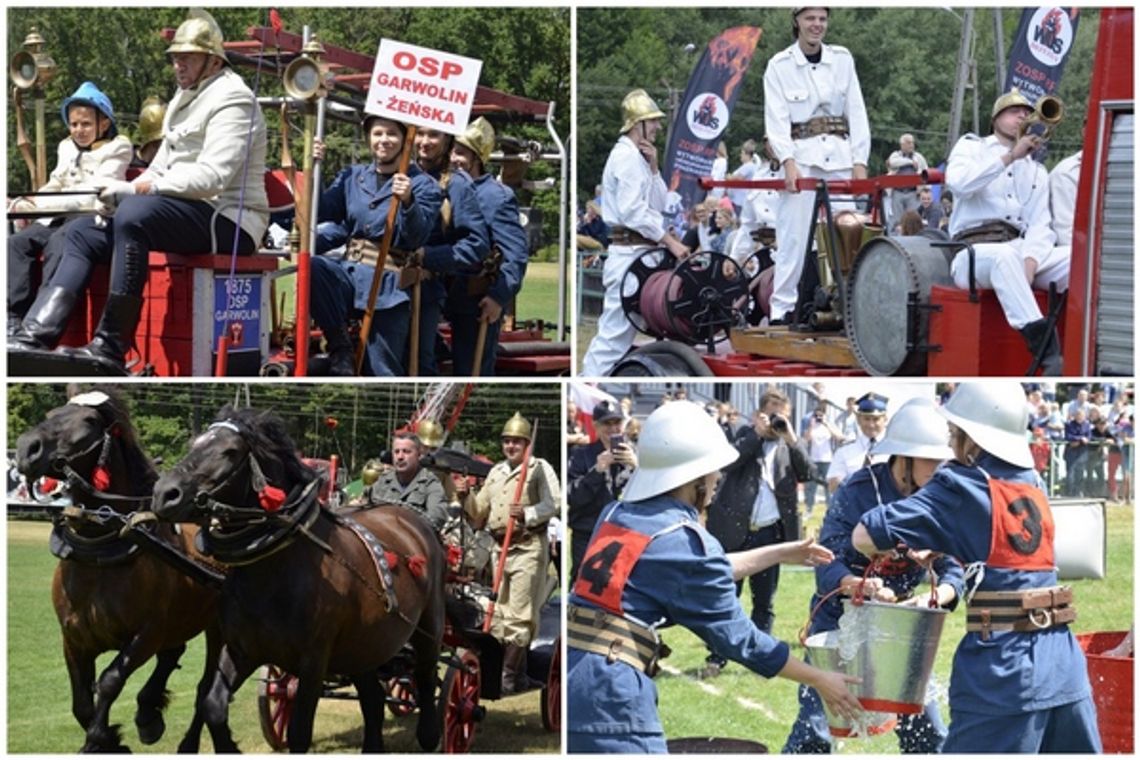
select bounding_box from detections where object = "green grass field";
[7,521,558,754]
[272,260,567,337]
[644,502,1134,752]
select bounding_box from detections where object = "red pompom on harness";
[406,554,427,578]
[91,467,111,492]
[258,484,287,512]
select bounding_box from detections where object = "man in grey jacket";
[364,431,448,531]
[51,10,268,374]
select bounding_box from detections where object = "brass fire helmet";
[416,419,445,449]
[456,116,495,167]
[137,96,167,146]
[165,10,227,60]
[361,459,383,487]
[501,412,532,441]
[620,89,665,134]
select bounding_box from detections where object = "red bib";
[572,522,652,616]
[986,478,1055,571]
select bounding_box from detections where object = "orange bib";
[986,478,1055,571]
[572,522,653,616]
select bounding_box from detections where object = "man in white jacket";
[581,89,689,376]
[763,7,870,326]
[8,81,131,344]
[50,10,269,374]
[945,89,1064,373]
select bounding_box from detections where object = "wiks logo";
[687,92,728,140]
[1026,8,1073,66]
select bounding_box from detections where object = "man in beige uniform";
[469,412,561,694]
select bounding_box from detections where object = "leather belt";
[750,226,776,246]
[339,238,426,277]
[955,221,1022,245]
[791,115,850,140]
[567,604,670,677]
[966,586,1076,640]
[609,226,657,247]
[465,245,503,298]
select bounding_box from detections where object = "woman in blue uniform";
[853,382,1100,753]
[784,397,964,753]
[567,401,863,753]
[310,114,442,376]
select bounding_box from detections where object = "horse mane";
[89,386,158,494]
[216,405,317,489]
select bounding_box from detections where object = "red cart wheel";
[386,674,417,717]
[541,637,560,732]
[439,649,483,753]
[257,664,297,751]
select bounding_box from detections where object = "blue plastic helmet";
[60,81,117,138]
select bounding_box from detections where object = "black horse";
[152,406,446,753]
[16,389,234,752]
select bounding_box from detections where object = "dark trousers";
[1064,446,1088,496]
[413,279,446,376]
[58,196,255,297]
[448,310,501,376]
[309,255,410,377]
[8,221,65,316]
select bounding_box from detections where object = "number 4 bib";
[573,522,653,616]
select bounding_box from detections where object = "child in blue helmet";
[8,81,131,346]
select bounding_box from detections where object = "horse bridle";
[51,416,151,513]
[192,421,321,523]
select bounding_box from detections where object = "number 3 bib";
[986,477,1055,570]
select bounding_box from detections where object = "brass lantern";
[283,37,327,102]
[10,28,57,91]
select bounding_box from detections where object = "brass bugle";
[1019,95,1064,141]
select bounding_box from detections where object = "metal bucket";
[838,599,948,713]
[804,631,898,738]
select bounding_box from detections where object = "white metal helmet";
[622,401,739,502]
[873,397,953,461]
[938,382,1033,469]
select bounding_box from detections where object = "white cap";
[938,382,1033,469]
[623,401,739,502]
[873,397,953,461]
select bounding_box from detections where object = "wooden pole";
[484,419,538,634]
[356,127,417,374]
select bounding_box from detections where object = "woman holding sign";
[310,114,443,375]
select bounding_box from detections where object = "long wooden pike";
[484,418,538,634]
[355,127,417,375]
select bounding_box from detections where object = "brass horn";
[1019,95,1064,141]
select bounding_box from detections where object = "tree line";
[577,7,1100,204]
[7,383,563,479]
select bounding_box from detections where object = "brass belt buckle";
[606,638,623,664]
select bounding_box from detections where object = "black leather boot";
[9,286,77,351]
[1019,318,1062,375]
[64,293,143,374]
[324,326,356,376]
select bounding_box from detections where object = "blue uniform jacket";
[316,163,442,311]
[449,173,529,312]
[567,495,790,737]
[860,453,1092,716]
[421,168,490,304]
[810,462,963,634]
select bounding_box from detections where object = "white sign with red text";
[364,39,482,135]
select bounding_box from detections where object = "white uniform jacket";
[826,430,886,486]
[600,135,667,243]
[1049,151,1081,246]
[30,135,132,216]
[139,68,269,245]
[763,43,870,172]
[945,134,1055,254]
[470,456,561,534]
